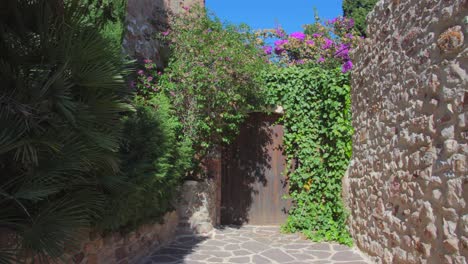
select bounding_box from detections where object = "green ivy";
[263,66,353,245]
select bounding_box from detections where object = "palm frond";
[0,0,133,262]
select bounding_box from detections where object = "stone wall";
[176,148,222,234]
[123,0,205,67]
[62,211,178,264]
[177,180,218,234]
[345,0,468,263]
[0,211,179,264]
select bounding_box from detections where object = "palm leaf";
[0,0,133,262]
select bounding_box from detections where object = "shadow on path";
[221,113,291,226]
[143,226,371,264]
[144,233,209,264]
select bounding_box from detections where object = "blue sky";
[206,0,344,34]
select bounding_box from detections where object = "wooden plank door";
[221,112,291,225]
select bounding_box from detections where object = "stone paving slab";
[141,226,372,264]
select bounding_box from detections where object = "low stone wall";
[63,211,178,264]
[345,0,467,263]
[177,180,218,234]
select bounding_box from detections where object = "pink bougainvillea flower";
[347,18,355,29]
[290,32,306,41]
[335,43,350,60]
[162,30,170,36]
[182,5,191,11]
[147,76,153,82]
[144,59,152,63]
[322,38,333,49]
[342,60,353,73]
[306,40,315,46]
[328,18,338,24]
[317,57,325,63]
[274,40,288,46]
[137,70,144,75]
[275,25,285,38]
[312,33,322,38]
[274,39,288,55]
[274,47,284,55]
[262,45,272,55]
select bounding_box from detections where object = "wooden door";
[221,112,291,225]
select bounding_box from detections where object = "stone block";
[437,26,464,53]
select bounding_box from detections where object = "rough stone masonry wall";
[177,180,218,234]
[63,211,178,264]
[346,0,468,263]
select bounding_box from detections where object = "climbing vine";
[263,66,353,245]
[258,12,361,245]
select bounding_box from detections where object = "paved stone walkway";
[142,226,371,264]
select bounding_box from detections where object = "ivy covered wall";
[264,67,353,245]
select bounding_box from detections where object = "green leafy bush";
[80,0,128,47]
[154,6,269,173]
[100,95,192,231]
[0,0,130,261]
[263,66,353,245]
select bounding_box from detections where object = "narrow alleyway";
[142,226,371,264]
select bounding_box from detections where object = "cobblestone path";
[143,226,371,264]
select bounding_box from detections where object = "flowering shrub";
[133,59,162,98]
[259,17,360,72]
[134,5,268,174]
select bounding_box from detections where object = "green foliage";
[0,0,131,261]
[342,0,378,36]
[263,66,353,245]
[81,0,127,23]
[99,95,192,231]
[157,6,269,172]
[80,0,128,47]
